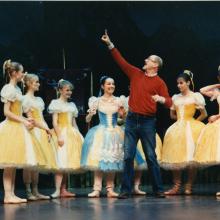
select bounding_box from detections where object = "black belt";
[128,109,155,118]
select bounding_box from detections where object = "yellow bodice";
[9,100,22,117]
[31,108,44,122]
[57,112,72,127]
[175,103,197,121]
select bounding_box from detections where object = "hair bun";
[183,70,193,79]
[3,59,11,75]
[58,79,65,83]
[4,59,11,67]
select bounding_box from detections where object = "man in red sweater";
[101,30,172,198]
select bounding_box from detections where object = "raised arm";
[101,30,140,79]
[200,84,220,98]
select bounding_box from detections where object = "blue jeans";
[121,111,164,194]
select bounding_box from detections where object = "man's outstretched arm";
[101,30,139,79]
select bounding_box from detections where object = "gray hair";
[149,55,163,69]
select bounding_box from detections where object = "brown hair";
[178,70,194,91]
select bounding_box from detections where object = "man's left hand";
[152,95,166,104]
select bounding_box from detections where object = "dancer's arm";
[72,117,79,130]
[208,114,220,123]
[170,109,177,120]
[118,106,126,118]
[101,30,139,79]
[4,102,33,129]
[200,84,220,98]
[52,113,64,147]
[26,110,49,131]
[86,108,96,123]
[196,108,207,121]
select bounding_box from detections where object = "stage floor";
[1,187,220,220]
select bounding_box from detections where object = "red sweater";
[110,48,172,116]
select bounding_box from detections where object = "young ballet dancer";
[48,79,84,198]
[81,76,125,198]
[22,73,58,200]
[193,66,220,197]
[161,70,207,195]
[0,60,42,203]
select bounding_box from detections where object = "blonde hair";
[3,59,23,82]
[56,79,74,98]
[23,73,39,89]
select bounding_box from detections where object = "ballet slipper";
[134,184,146,195]
[184,183,192,195]
[88,190,100,198]
[33,192,50,200]
[50,190,60,199]
[164,182,181,195]
[106,186,118,198]
[4,196,27,204]
[60,189,76,198]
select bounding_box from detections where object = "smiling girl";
[81,76,125,198]
[48,79,83,198]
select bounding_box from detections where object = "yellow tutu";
[161,93,206,170]
[48,99,84,172]
[30,127,58,171]
[194,119,220,165]
[23,95,58,171]
[0,84,46,168]
[51,124,84,172]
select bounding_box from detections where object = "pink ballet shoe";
[164,182,181,195]
[60,189,76,198]
[106,186,118,198]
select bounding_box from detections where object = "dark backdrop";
[0,1,220,190]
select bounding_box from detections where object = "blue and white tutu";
[81,96,125,171]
